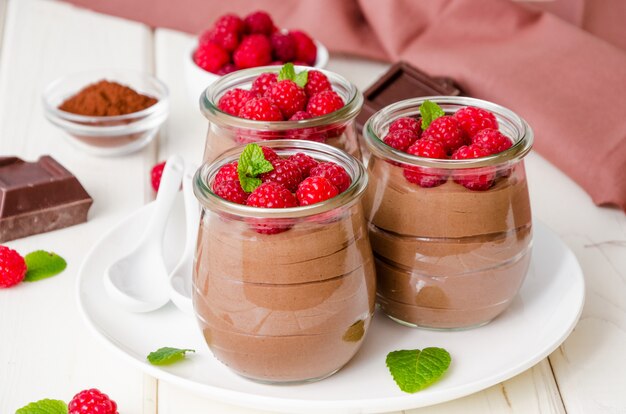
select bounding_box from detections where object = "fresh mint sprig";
[16,398,67,414]
[237,143,274,192]
[419,100,445,130]
[386,347,451,393]
[147,347,195,366]
[278,62,308,88]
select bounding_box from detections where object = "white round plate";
[77,195,585,414]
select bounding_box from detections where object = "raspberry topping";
[403,140,448,188]
[218,88,255,116]
[383,129,417,151]
[0,246,27,288]
[213,161,239,191]
[471,128,512,154]
[68,388,118,414]
[452,144,496,191]
[150,161,165,192]
[214,180,248,204]
[233,34,272,69]
[250,72,278,97]
[288,152,319,177]
[266,80,307,119]
[310,162,351,192]
[260,158,303,192]
[304,70,332,97]
[290,30,317,65]
[261,146,280,162]
[194,42,230,74]
[238,97,283,121]
[244,11,275,36]
[296,176,339,206]
[422,115,467,154]
[407,139,447,159]
[289,111,313,121]
[270,32,296,62]
[454,106,499,138]
[389,117,422,137]
[246,182,298,209]
[306,90,345,116]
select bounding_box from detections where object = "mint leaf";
[16,399,67,414]
[24,250,67,282]
[237,143,274,193]
[278,63,296,82]
[147,347,195,366]
[386,347,451,393]
[294,70,308,88]
[419,100,445,130]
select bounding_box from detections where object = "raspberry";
[289,111,313,121]
[250,72,278,97]
[289,30,317,65]
[403,140,448,188]
[238,97,283,121]
[306,90,344,116]
[246,182,297,234]
[68,388,118,414]
[454,106,498,138]
[471,128,512,154]
[289,152,319,177]
[383,129,417,151]
[218,88,254,116]
[310,162,351,192]
[422,116,467,154]
[296,176,339,206]
[261,146,280,162]
[270,32,296,62]
[266,80,307,119]
[0,246,26,288]
[244,11,275,36]
[452,145,496,191]
[233,34,272,69]
[389,117,422,137]
[304,70,332,97]
[214,180,248,204]
[216,64,237,75]
[213,161,239,191]
[150,161,165,192]
[193,42,230,74]
[260,158,303,192]
[203,15,245,53]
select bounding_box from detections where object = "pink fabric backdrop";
[63,0,626,211]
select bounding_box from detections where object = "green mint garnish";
[16,399,67,414]
[237,143,274,193]
[419,100,445,130]
[147,347,195,366]
[278,62,308,88]
[386,347,451,393]
[23,250,67,282]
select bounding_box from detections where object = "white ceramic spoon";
[104,155,184,313]
[168,164,199,315]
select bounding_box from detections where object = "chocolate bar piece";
[0,156,93,242]
[356,61,463,133]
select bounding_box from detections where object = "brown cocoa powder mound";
[59,80,157,116]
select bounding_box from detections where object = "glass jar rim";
[199,66,363,131]
[193,139,368,218]
[363,96,533,169]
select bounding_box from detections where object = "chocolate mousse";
[193,202,376,382]
[363,156,532,329]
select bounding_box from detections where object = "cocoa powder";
[59,80,157,116]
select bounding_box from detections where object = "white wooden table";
[1,0,625,412]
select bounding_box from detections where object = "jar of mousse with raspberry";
[362,97,534,330]
[199,63,363,162]
[192,139,375,383]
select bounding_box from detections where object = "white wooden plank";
[0,0,157,412]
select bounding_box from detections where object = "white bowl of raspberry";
[184,11,328,105]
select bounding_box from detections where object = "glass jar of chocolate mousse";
[199,66,363,162]
[192,139,375,383]
[362,97,533,330]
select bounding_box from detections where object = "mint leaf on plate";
[238,143,274,192]
[386,347,451,393]
[419,100,445,130]
[147,347,195,366]
[24,250,67,282]
[16,398,67,414]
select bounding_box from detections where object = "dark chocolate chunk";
[0,156,93,242]
[357,62,463,133]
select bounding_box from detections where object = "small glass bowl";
[42,69,169,156]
